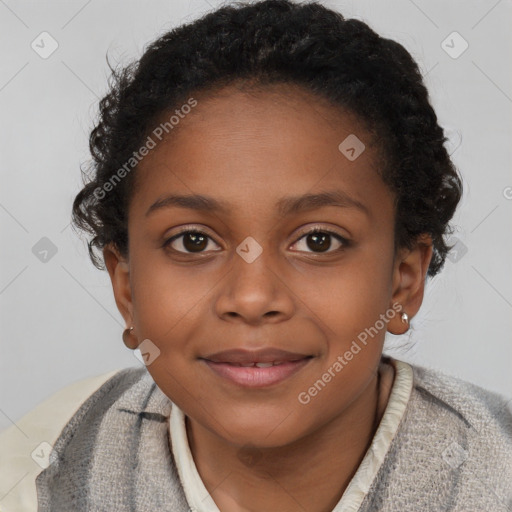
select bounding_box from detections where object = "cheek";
[300,248,393,335]
[129,253,216,348]
[306,255,393,402]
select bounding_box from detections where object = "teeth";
[226,361,289,367]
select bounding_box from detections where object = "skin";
[104,83,433,512]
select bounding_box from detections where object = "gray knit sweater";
[34,363,512,511]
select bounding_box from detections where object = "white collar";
[169,358,413,512]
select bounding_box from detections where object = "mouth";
[200,348,314,388]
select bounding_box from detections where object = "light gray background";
[1,0,511,431]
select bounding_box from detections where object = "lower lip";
[203,358,312,388]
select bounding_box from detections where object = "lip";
[202,348,311,364]
[201,348,313,388]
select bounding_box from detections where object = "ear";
[103,243,133,327]
[387,234,433,335]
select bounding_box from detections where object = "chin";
[215,409,309,450]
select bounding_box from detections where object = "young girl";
[1,0,511,510]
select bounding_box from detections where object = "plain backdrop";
[1,0,511,431]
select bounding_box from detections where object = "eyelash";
[163,226,350,255]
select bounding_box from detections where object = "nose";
[214,247,295,326]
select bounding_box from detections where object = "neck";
[185,359,395,512]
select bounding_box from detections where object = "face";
[105,83,430,448]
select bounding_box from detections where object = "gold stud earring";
[122,326,139,350]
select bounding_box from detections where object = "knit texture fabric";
[35,361,512,511]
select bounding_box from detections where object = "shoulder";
[409,361,512,438]
[0,367,146,512]
[363,359,512,511]
[389,360,512,510]
[33,367,185,511]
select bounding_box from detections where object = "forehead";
[167,81,371,146]
[131,83,391,221]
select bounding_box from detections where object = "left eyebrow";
[145,190,369,217]
[276,190,369,217]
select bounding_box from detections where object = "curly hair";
[72,0,462,277]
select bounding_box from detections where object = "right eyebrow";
[146,194,232,217]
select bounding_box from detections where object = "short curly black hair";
[72,0,462,277]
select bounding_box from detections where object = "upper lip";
[202,348,312,364]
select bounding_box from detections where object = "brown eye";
[164,230,220,254]
[291,228,348,254]
[305,232,332,252]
